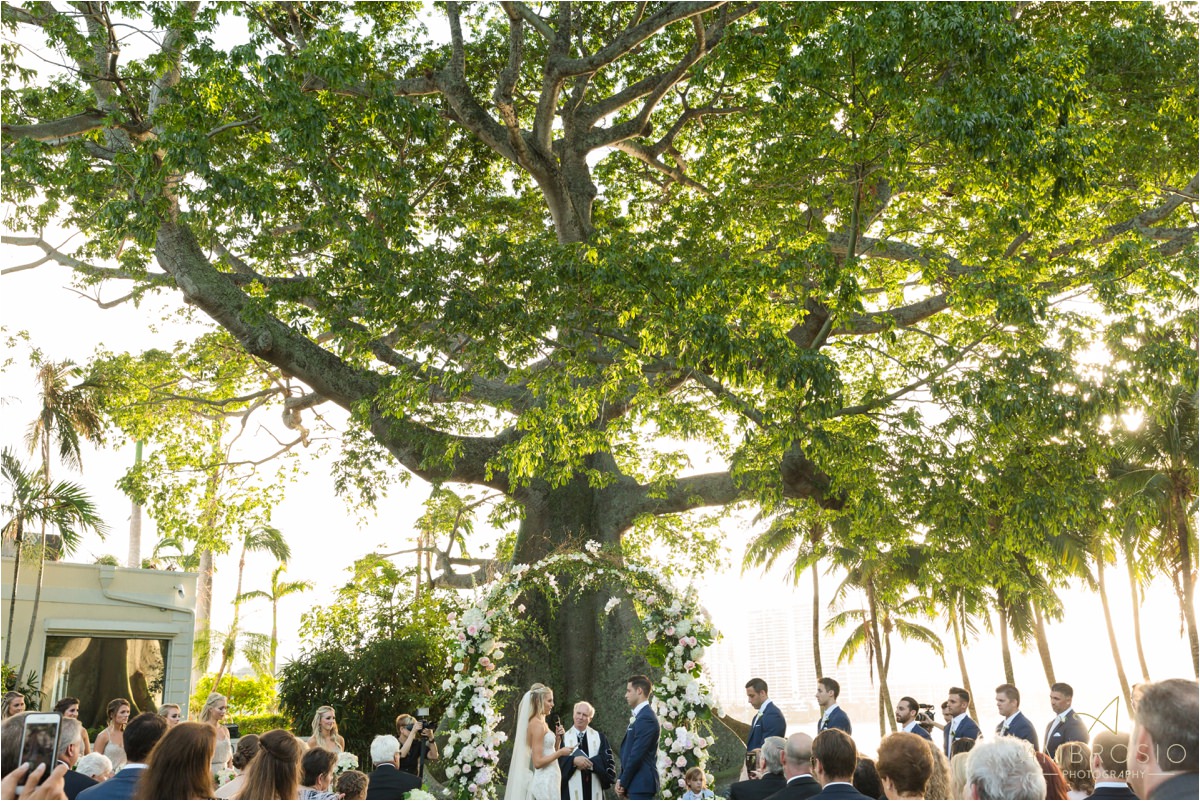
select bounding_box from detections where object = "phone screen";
[19,719,60,786]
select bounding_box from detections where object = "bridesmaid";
[54,697,92,755]
[92,698,131,769]
[200,692,233,772]
[307,705,345,754]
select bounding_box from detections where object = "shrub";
[226,713,290,736]
[190,672,278,716]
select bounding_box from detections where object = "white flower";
[585,539,601,554]
[604,596,621,613]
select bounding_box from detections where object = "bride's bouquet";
[335,751,360,776]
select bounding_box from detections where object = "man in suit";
[815,678,851,735]
[965,738,1045,799]
[1127,678,1198,801]
[943,687,980,757]
[1045,682,1089,759]
[617,675,660,800]
[365,734,421,800]
[809,730,871,800]
[78,712,167,800]
[730,736,787,799]
[1085,731,1137,800]
[766,734,820,800]
[894,697,932,741]
[994,684,1038,751]
[746,678,787,769]
[559,700,616,800]
[53,717,97,799]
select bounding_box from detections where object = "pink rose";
[684,660,695,670]
[665,626,676,636]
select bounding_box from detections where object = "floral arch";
[439,543,722,800]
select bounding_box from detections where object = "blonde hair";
[199,693,226,725]
[158,703,181,717]
[948,751,972,799]
[528,683,553,719]
[1055,741,1095,795]
[310,705,340,746]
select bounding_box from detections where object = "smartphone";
[17,713,62,792]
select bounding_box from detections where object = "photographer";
[394,713,439,777]
[895,697,933,741]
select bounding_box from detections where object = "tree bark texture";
[1096,561,1133,715]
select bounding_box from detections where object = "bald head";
[783,733,815,779]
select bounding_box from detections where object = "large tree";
[2,1,1196,717]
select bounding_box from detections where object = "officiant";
[558,701,617,800]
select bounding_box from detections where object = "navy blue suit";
[998,711,1039,751]
[765,775,822,799]
[77,766,143,800]
[1045,710,1089,758]
[944,715,980,756]
[810,781,873,800]
[619,704,660,800]
[817,706,851,735]
[903,723,932,741]
[747,701,788,753]
[59,763,98,801]
[1084,785,1139,800]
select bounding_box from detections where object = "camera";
[416,707,437,737]
[917,704,936,724]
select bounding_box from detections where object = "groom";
[617,675,660,800]
[559,701,616,800]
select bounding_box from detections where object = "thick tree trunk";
[812,561,823,679]
[865,582,892,737]
[1032,604,1056,688]
[950,604,978,723]
[1096,561,1133,714]
[1124,554,1151,682]
[17,527,47,677]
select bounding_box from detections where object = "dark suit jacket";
[1045,710,1089,758]
[903,723,932,741]
[365,763,421,800]
[618,705,660,800]
[818,706,852,735]
[729,771,787,800]
[747,701,788,752]
[765,775,822,799]
[559,727,616,799]
[58,761,98,800]
[999,711,1039,751]
[1148,772,1199,800]
[1084,784,1139,800]
[945,715,981,756]
[76,766,144,801]
[809,781,874,800]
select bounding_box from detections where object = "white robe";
[564,726,603,800]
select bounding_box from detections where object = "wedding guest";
[809,729,872,800]
[54,717,98,799]
[922,740,953,801]
[1127,679,1198,801]
[75,754,113,783]
[214,734,260,800]
[1,761,70,800]
[876,732,934,800]
[683,766,715,800]
[78,712,168,801]
[2,692,26,719]
[1055,742,1094,799]
[134,721,215,800]
[950,738,975,757]
[853,758,882,800]
[336,770,369,800]
[234,729,302,800]
[394,713,439,775]
[157,704,182,728]
[365,735,419,800]
[93,699,131,771]
[964,738,1045,800]
[1086,731,1136,800]
[299,747,339,800]
[308,706,344,754]
[1035,751,1070,800]
[55,698,92,756]
[199,694,232,774]
[729,735,786,799]
[947,753,971,800]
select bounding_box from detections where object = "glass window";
[42,636,169,726]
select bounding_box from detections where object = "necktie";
[579,730,586,751]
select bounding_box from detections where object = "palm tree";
[20,360,105,673]
[150,533,201,572]
[210,525,290,687]
[237,564,312,674]
[1,449,108,672]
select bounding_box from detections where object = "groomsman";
[994,684,1038,751]
[746,678,788,759]
[1045,682,1089,759]
[617,675,660,800]
[895,697,932,741]
[943,687,980,757]
[815,678,852,735]
[559,701,616,800]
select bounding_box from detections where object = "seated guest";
[947,753,971,801]
[365,735,420,800]
[922,740,952,801]
[950,738,976,757]
[1127,679,1198,801]
[53,717,98,799]
[337,770,370,801]
[215,734,260,800]
[134,721,216,800]
[78,712,168,801]
[234,729,302,800]
[876,732,933,800]
[299,747,339,800]
[75,753,114,783]
[964,738,1046,800]
[1054,742,1094,799]
[683,766,716,800]
[853,758,883,800]
[1035,751,1070,800]
[1085,731,1136,800]
[766,733,819,800]
[730,736,787,799]
[810,730,872,800]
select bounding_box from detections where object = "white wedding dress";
[505,692,562,801]
[528,731,562,800]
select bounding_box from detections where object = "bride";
[505,683,574,800]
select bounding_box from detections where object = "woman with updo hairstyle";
[1055,741,1095,799]
[54,696,92,755]
[308,705,344,753]
[215,734,260,799]
[2,691,25,718]
[299,747,339,800]
[948,752,972,800]
[93,698,131,769]
[234,728,303,800]
[876,732,934,799]
[199,692,233,773]
[135,721,216,800]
